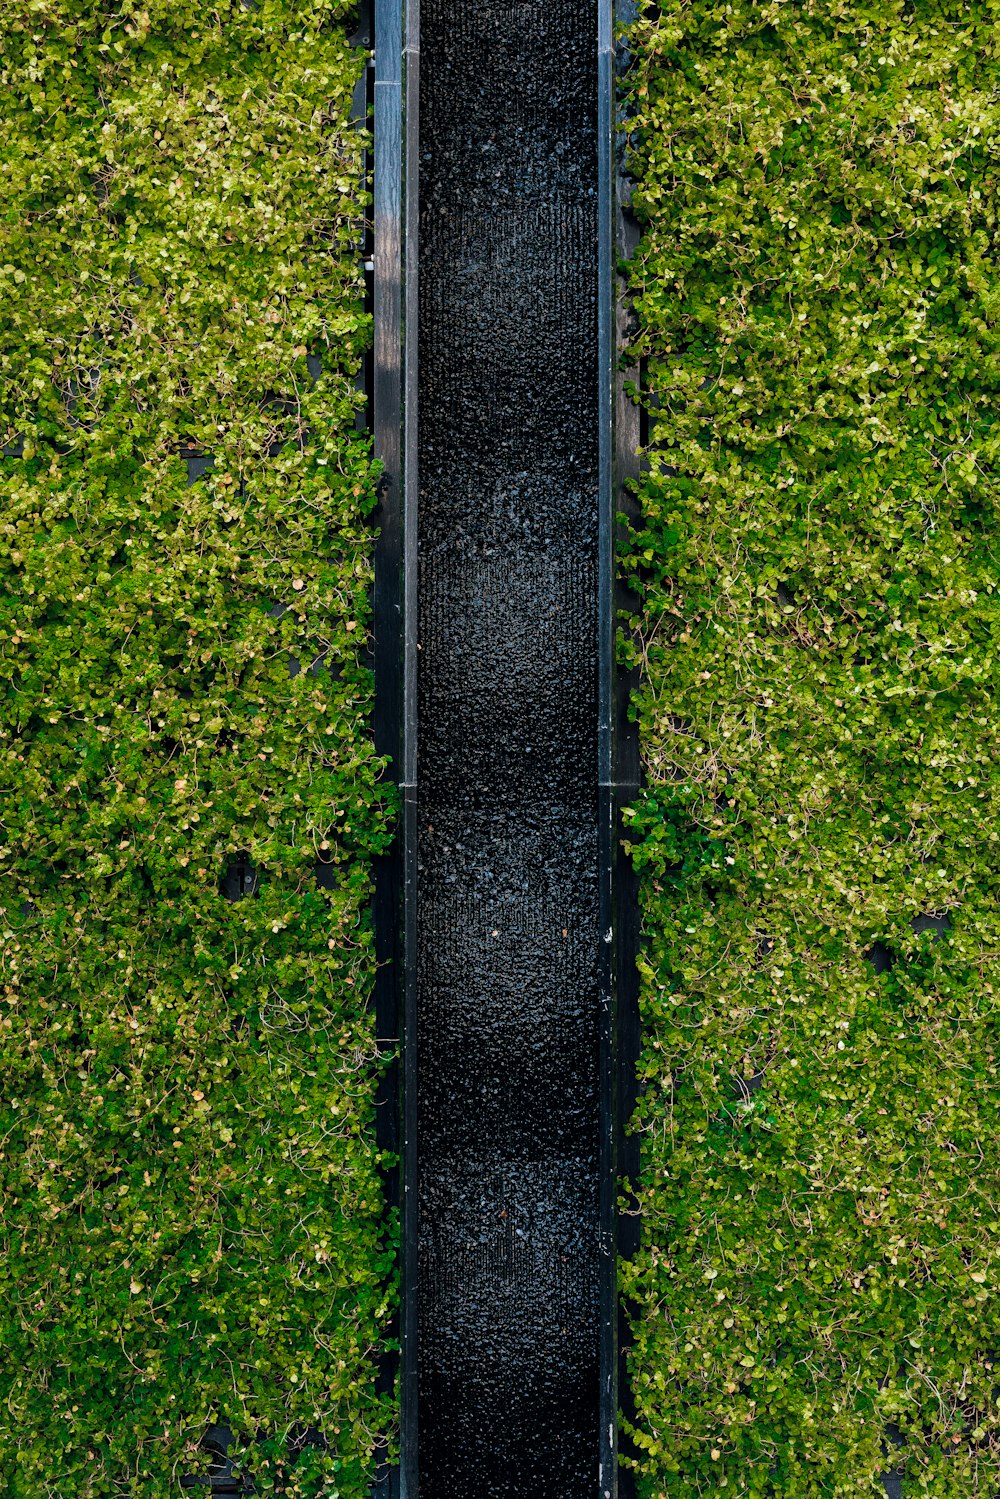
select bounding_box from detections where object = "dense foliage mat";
[621,3,1000,1494]
[0,3,393,1495]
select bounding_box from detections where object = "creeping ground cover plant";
[0,2,394,1495]
[622,2,1000,1494]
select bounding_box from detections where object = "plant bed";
[0,4,393,1494]
[621,4,1000,1493]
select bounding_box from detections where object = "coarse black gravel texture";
[416,1,601,1494]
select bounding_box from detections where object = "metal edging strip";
[611,5,643,1496]
[401,0,420,1492]
[373,0,418,1492]
[597,1,618,1497]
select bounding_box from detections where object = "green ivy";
[621,3,1000,1494]
[0,3,394,1495]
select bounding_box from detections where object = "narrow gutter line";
[373,0,412,1494]
[400,4,420,1490]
